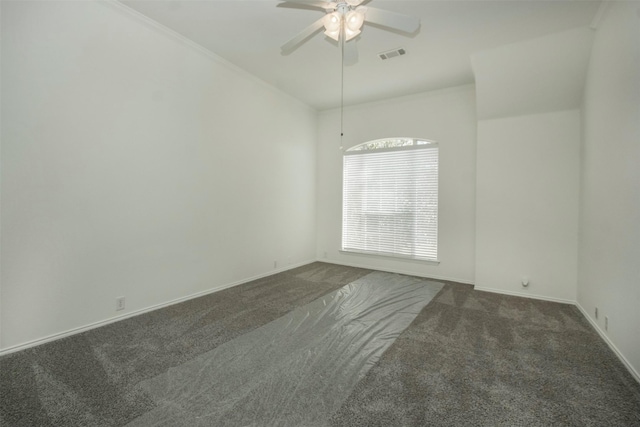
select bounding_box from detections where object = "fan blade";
[343,39,359,66]
[360,6,420,34]
[281,16,326,54]
[278,0,336,11]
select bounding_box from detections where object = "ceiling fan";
[279,0,420,56]
[278,0,420,148]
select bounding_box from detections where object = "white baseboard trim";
[317,258,474,285]
[0,259,315,357]
[473,286,576,305]
[575,302,640,384]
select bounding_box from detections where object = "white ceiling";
[118,0,602,111]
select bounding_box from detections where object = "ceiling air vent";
[378,48,406,61]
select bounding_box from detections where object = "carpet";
[330,280,640,426]
[127,271,442,426]
[1,262,639,426]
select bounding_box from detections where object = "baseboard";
[318,258,474,285]
[0,259,315,357]
[473,286,575,305]
[575,302,640,384]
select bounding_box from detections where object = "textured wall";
[1,1,318,350]
[578,0,640,380]
[475,110,580,302]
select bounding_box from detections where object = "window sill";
[339,250,440,266]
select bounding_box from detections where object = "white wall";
[0,1,317,350]
[471,27,593,120]
[316,86,477,283]
[475,110,581,302]
[578,1,640,379]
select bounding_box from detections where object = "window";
[342,137,438,261]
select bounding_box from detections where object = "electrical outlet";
[116,296,126,311]
[605,316,609,331]
[274,261,278,269]
[595,307,598,319]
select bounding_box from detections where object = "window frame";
[341,137,439,262]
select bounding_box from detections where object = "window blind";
[342,144,438,261]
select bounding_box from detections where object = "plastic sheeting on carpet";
[127,271,443,427]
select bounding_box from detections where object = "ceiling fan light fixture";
[344,28,361,41]
[323,12,341,41]
[345,9,365,34]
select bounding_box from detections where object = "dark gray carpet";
[127,272,443,426]
[0,263,371,426]
[330,280,640,426]
[1,262,639,426]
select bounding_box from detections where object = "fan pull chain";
[339,18,345,151]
